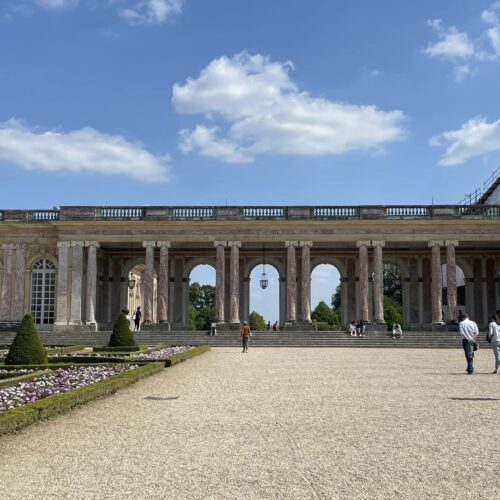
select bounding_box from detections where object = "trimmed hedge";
[93,344,148,353]
[108,314,136,347]
[45,345,86,355]
[0,362,163,436]
[5,315,47,365]
[164,345,211,367]
[0,370,51,389]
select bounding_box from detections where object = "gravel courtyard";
[0,347,499,500]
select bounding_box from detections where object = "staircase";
[0,330,491,349]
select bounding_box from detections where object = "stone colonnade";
[0,238,496,329]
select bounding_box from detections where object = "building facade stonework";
[1,204,500,331]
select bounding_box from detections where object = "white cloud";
[36,0,79,9]
[430,116,500,166]
[425,20,475,59]
[0,118,170,182]
[172,52,405,164]
[118,0,184,25]
[424,3,500,80]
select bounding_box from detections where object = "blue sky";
[2,0,500,209]
[2,1,500,320]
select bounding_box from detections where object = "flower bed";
[0,365,137,412]
[0,362,163,436]
[46,345,210,367]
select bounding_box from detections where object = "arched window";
[30,259,56,324]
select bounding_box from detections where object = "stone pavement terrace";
[0,347,499,499]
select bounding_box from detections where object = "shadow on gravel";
[449,397,500,401]
[144,396,180,401]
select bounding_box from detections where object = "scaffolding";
[458,166,500,205]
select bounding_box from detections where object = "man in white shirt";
[459,313,479,374]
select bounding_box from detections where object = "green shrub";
[314,321,332,331]
[5,315,48,365]
[249,311,266,331]
[45,345,86,355]
[164,345,211,367]
[384,296,403,330]
[108,314,136,347]
[94,344,148,353]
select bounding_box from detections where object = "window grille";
[30,259,56,324]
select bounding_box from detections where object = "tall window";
[30,259,56,324]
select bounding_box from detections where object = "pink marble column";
[70,241,84,324]
[143,241,156,323]
[12,244,27,321]
[85,241,99,325]
[446,240,459,323]
[357,241,370,322]
[0,244,14,321]
[286,241,298,322]
[214,241,227,322]
[56,241,71,325]
[157,241,170,323]
[429,240,444,324]
[372,241,385,323]
[229,241,241,324]
[300,241,312,322]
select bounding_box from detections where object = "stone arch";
[26,252,58,271]
[244,256,285,279]
[310,260,343,329]
[183,257,216,279]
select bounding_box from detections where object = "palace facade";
[1,203,500,331]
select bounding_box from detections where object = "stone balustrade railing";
[1,205,500,222]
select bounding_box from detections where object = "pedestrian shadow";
[143,396,180,401]
[449,397,500,401]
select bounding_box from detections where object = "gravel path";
[1,347,499,500]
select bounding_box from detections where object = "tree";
[384,264,402,305]
[331,284,341,309]
[384,296,403,329]
[108,313,136,347]
[5,314,47,365]
[189,282,216,330]
[249,311,266,331]
[312,301,334,324]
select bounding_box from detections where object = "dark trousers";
[462,339,474,373]
[242,336,249,352]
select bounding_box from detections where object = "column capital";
[299,241,313,247]
[214,241,228,247]
[157,241,171,248]
[285,241,299,247]
[142,241,156,248]
[1,243,14,250]
[71,241,85,248]
[228,241,241,247]
[371,240,386,247]
[356,240,371,248]
[445,240,459,247]
[428,240,444,248]
[57,241,71,248]
[84,241,100,248]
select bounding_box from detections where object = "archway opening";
[189,264,215,331]
[310,264,341,330]
[383,264,403,328]
[127,264,158,322]
[249,264,280,331]
[441,264,466,322]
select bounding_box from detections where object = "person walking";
[487,314,500,374]
[133,306,142,331]
[459,313,479,374]
[240,321,252,353]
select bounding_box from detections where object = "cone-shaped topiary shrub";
[108,313,136,347]
[5,314,48,365]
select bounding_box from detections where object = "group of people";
[459,312,500,374]
[348,321,366,337]
[265,321,279,331]
[120,306,142,331]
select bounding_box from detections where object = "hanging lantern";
[260,246,268,289]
